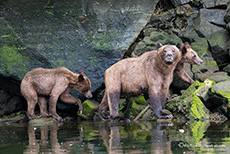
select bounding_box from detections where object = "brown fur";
[20,67,92,122]
[98,44,183,121]
[175,42,203,84]
[156,42,203,99]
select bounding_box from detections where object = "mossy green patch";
[189,121,209,145]
[189,95,209,120]
[212,81,230,104]
[29,117,57,126]
[130,95,147,105]
[166,79,215,120]
[0,45,29,79]
[78,100,99,120]
[123,95,147,119]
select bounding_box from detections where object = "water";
[1,120,230,154]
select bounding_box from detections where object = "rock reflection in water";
[22,121,174,154]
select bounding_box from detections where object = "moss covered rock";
[123,95,147,120]
[29,117,57,126]
[166,79,215,120]
[131,30,182,57]
[196,72,230,83]
[78,100,99,120]
[192,57,219,74]
[211,81,230,103]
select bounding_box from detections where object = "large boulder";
[193,8,226,37]
[206,30,230,65]
[130,30,182,57]
[166,79,216,120]
[0,0,158,97]
[211,81,230,103]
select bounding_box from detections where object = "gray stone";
[131,30,182,57]
[211,80,230,102]
[171,0,190,7]
[194,9,226,37]
[203,0,229,8]
[207,30,230,64]
[223,64,230,75]
[196,72,230,83]
[192,57,219,74]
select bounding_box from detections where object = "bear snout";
[200,59,203,65]
[85,92,93,98]
[166,53,173,62]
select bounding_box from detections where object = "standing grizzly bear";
[20,67,92,122]
[156,42,203,99]
[98,43,184,121]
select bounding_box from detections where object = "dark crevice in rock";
[123,29,145,58]
[206,5,228,10]
[0,75,21,96]
[209,21,226,29]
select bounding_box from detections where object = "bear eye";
[172,50,175,53]
[193,55,196,58]
[163,50,167,53]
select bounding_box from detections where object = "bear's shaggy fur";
[98,43,183,121]
[20,67,92,122]
[157,42,203,99]
[174,42,203,84]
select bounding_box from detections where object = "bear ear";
[78,74,84,82]
[78,71,85,82]
[156,42,163,49]
[176,43,183,51]
[79,70,85,76]
[184,42,190,49]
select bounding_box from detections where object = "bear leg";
[49,95,63,122]
[148,98,172,119]
[38,96,49,117]
[98,93,110,118]
[107,92,130,122]
[60,93,83,113]
[24,90,40,120]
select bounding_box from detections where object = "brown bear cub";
[174,42,203,84]
[98,43,184,122]
[20,67,92,122]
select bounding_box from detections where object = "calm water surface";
[0,120,230,154]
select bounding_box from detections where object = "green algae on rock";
[211,81,230,103]
[123,95,147,120]
[29,117,57,126]
[166,79,216,120]
[78,99,99,120]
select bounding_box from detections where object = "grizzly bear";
[174,42,203,84]
[157,42,203,99]
[98,43,184,121]
[20,67,92,122]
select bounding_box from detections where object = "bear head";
[75,71,92,98]
[156,42,182,65]
[176,42,203,65]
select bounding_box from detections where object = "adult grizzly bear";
[98,43,183,121]
[20,67,92,122]
[156,42,203,99]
